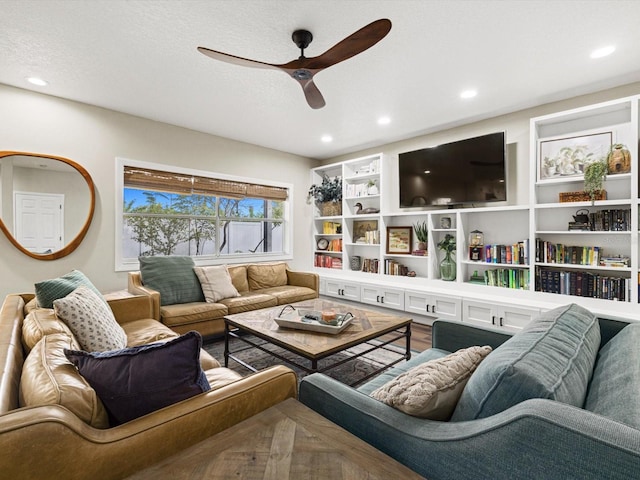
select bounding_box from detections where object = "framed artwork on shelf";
[386,226,413,254]
[353,220,379,244]
[537,131,612,182]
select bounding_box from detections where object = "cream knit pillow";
[370,345,492,420]
[193,265,241,302]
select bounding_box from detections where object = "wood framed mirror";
[0,151,95,260]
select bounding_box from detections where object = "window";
[115,159,292,270]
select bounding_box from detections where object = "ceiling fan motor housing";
[292,30,313,51]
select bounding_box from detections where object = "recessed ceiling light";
[321,135,333,143]
[377,116,391,125]
[460,89,477,99]
[26,77,48,87]
[590,45,615,59]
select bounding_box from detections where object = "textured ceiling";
[2,0,640,159]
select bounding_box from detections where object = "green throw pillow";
[35,270,104,309]
[139,256,205,306]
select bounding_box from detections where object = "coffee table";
[224,299,411,386]
[125,398,426,479]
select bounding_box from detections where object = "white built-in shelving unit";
[310,94,640,330]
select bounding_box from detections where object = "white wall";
[325,81,640,210]
[0,84,316,299]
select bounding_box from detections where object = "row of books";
[535,240,601,266]
[483,240,529,265]
[355,230,379,244]
[314,254,342,269]
[483,268,530,290]
[326,239,342,252]
[384,259,409,276]
[322,221,341,234]
[536,268,629,301]
[361,258,379,274]
[345,182,376,198]
[588,209,631,231]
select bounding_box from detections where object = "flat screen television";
[399,131,507,208]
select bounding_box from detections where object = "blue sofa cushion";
[584,323,640,429]
[451,303,600,421]
[139,256,205,306]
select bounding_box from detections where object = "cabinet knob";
[376,295,380,302]
[499,317,504,327]
[381,296,384,304]
[426,305,430,313]
[432,305,436,313]
[491,316,496,325]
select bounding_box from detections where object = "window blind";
[123,166,287,200]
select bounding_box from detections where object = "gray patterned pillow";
[53,286,127,352]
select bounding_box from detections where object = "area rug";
[204,335,413,386]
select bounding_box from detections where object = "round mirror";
[0,151,95,260]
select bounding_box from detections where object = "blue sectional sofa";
[299,304,640,480]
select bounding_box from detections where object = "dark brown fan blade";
[301,18,391,70]
[197,46,281,71]
[297,78,326,109]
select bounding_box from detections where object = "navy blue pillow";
[64,331,210,426]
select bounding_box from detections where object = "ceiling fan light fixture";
[292,69,313,80]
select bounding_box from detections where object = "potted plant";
[307,174,342,216]
[413,220,428,251]
[367,179,379,195]
[437,233,456,281]
[583,159,608,203]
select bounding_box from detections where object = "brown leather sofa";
[0,293,297,480]
[128,262,319,337]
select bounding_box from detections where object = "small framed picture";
[386,226,413,254]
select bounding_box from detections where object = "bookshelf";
[310,94,640,326]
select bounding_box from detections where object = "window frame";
[115,157,293,271]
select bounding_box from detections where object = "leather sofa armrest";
[128,272,161,321]
[286,270,319,292]
[0,365,297,480]
[108,295,154,325]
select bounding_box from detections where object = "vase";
[440,251,456,281]
[607,145,631,174]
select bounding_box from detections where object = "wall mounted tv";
[399,131,507,208]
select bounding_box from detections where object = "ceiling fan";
[197,18,392,109]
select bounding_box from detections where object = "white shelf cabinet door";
[500,304,540,330]
[325,279,361,302]
[463,299,540,331]
[361,285,405,311]
[405,290,461,321]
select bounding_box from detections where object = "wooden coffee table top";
[126,398,425,480]
[224,299,412,358]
